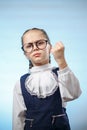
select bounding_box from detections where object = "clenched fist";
[51,41,67,69]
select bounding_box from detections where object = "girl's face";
[22,30,51,66]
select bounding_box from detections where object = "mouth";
[33,53,41,57]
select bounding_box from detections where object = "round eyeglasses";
[21,39,48,53]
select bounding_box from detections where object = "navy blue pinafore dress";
[20,68,71,130]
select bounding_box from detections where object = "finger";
[57,42,65,50]
[56,41,64,47]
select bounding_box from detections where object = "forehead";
[23,30,46,43]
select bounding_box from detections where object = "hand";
[51,41,64,60]
[51,41,67,69]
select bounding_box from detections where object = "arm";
[58,66,82,102]
[12,80,26,130]
[51,41,82,101]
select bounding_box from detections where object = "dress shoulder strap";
[52,67,59,76]
[20,73,30,83]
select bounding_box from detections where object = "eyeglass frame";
[21,39,48,53]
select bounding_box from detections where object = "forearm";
[12,81,26,130]
[58,67,82,102]
[12,114,25,130]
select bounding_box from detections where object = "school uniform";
[13,64,82,130]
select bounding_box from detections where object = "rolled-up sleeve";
[58,67,82,102]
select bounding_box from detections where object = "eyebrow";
[23,39,47,45]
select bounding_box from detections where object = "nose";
[33,43,38,50]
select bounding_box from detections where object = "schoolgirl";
[13,28,82,130]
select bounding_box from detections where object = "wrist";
[56,58,67,70]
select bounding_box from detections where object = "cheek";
[43,48,50,59]
[24,52,31,60]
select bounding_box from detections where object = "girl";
[13,28,82,130]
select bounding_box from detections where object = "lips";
[33,53,41,57]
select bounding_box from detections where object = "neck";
[33,60,50,67]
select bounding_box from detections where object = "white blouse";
[25,64,58,98]
[12,64,82,130]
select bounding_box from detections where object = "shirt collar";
[30,63,52,73]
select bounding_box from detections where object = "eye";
[26,43,32,48]
[37,41,45,45]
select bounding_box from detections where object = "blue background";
[0,0,87,130]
